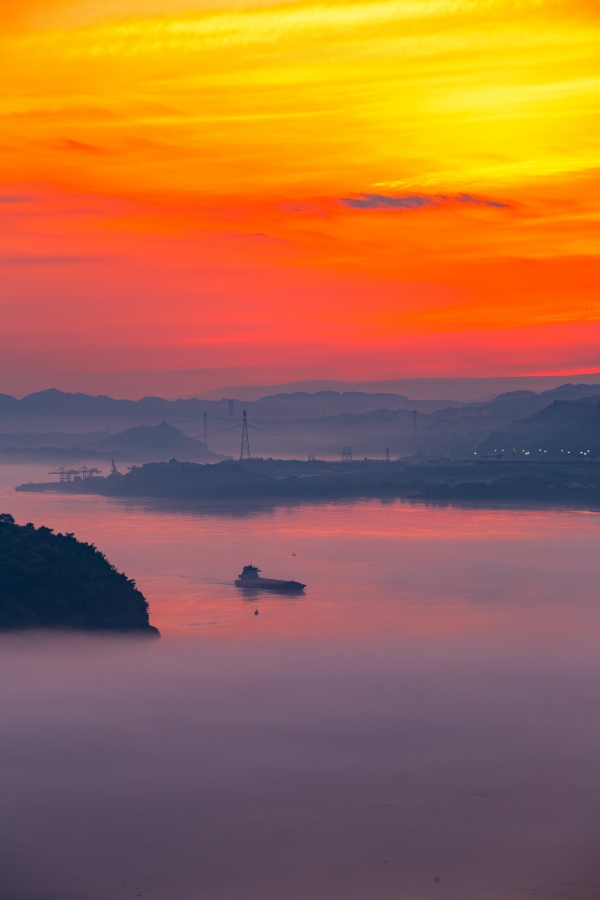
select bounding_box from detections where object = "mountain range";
[3,383,600,461]
[477,397,600,458]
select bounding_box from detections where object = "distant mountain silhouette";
[0,387,450,422]
[0,422,225,464]
[4,384,600,462]
[197,374,600,402]
[239,386,600,458]
[97,421,224,462]
[2,381,597,418]
[250,391,462,417]
[432,384,600,431]
[0,388,215,419]
[477,396,600,456]
[2,383,598,428]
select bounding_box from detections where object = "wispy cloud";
[341,192,510,210]
[0,254,105,266]
[52,139,109,155]
[451,192,510,209]
[0,194,36,203]
[343,193,436,210]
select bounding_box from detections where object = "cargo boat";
[235,564,305,592]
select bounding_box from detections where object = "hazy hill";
[0,513,158,634]
[4,384,600,462]
[0,389,232,432]
[0,387,449,426]
[96,421,224,463]
[477,397,600,457]
[240,391,600,459]
[431,383,600,431]
[250,391,462,418]
[198,374,600,402]
[0,422,224,464]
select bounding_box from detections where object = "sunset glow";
[2,0,599,394]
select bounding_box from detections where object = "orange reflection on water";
[3,462,600,644]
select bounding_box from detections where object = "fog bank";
[1,633,599,900]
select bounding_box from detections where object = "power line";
[247,421,343,456]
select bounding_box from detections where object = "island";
[15,457,600,509]
[0,513,159,635]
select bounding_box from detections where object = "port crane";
[48,466,102,483]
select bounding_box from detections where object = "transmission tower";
[203,412,208,446]
[385,447,390,462]
[240,408,251,460]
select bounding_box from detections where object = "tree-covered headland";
[0,514,159,635]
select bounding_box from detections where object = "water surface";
[1,462,599,899]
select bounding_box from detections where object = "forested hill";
[0,514,159,635]
[477,397,600,456]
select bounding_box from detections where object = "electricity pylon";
[240,409,251,460]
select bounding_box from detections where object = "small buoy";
[291,552,296,556]
[254,609,259,616]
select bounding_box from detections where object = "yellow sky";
[3,0,599,195]
[1,0,599,392]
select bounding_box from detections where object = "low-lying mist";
[1,632,599,900]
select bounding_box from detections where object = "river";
[1,461,599,899]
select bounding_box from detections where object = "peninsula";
[15,457,600,509]
[0,514,159,635]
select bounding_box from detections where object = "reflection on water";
[1,463,600,898]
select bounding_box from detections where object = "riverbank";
[15,457,600,508]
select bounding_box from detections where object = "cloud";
[450,192,511,209]
[341,192,511,210]
[0,254,105,266]
[0,194,36,203]
[54,139,109,155]
[342,193,437,210]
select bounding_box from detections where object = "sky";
[1,0,599,397]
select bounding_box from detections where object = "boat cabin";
[239,564,261,580]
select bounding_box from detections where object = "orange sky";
[1,0,599,396]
